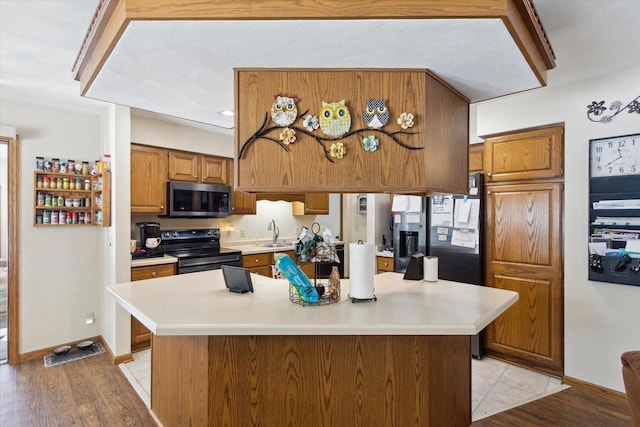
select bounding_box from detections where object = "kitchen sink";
[259,242,294,248]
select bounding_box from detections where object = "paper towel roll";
[349,242,375,299]
[424,256,438,282]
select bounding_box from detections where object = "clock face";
[590,133,640,177]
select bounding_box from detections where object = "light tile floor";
[121,349,570,421]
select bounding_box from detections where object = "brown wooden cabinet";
[469,143,484,173]
[242,250,312,278]
[236,69,469,194]
[130,263,176,351]
[483,126,563,183]
[483,125,565,377]
[292,193,330,215]
[376,256,394,273]
[168,150,229,184]
[228,157,257,215]
[131,144,168,214]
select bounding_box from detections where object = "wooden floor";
[0,353,155,426]
[0,352,632,427]
[472,386,633,427]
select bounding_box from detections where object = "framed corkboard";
[235,68,469,194]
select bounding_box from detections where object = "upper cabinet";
[131,144,168,214]
[235,68,469,194]
[469,143,484,173]
[168,150,229,184]
[292,193,329,215]
[483,126,563,183]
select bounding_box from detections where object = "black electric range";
[160,228,242,274]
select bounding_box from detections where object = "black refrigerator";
[428,172,485,358]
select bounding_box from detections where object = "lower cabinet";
[243,250,312,278]
[130,263,176,351]
[376,256,394,273]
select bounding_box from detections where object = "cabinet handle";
[160,205,164,209]
[384,262,388,267]
[487,191,492,195]
[487,172,492,177]
[203,176,208,179]
[151,271,157,277]
[194,175,198,178]
[255,258,260,263]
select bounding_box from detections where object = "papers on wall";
[406,212,421,223]
[593,217,640,226]
[451,229,478,248]
[453,198,480,230]
[391,195,422,212]
[626,240,640,253]
[430,197,454,226]
[588,242,608,255]
[592,199,640,209]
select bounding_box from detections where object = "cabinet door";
[304,193,329,214]
[227,158,256,214]
[376,256,394,273]
[201,156,229,184]
[484,126,563,183]
[484,181,563,376]
[131,144,168,214]
[130,263,176,351]
[469,143,484,173]
[168,150,199,182]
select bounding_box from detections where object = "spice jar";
[56,177,62,189]
[62,177,70,189]
[42,176,50,189]
[36,175,43,188]
[36,156,44,170]
[44,194,52,206]
[37,192,44,206]
[84,179,91,190]
[81,161,89,175]
[43,210,51,224]
[59,211,66,224]
[67,160,75,173]
[329,266,341,301]
[51,211,59,225]
[52,158,60,173]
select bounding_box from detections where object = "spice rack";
[33,170,111,227]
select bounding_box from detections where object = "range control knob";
[172,232,178,237]
[163,232,170,238]
[207,230,212,235]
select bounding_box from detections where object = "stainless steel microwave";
[166,181,232,218]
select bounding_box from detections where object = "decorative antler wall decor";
[587,95,640,123]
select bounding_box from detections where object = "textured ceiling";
[1,0,639,132]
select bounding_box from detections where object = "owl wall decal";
[362,98,390,129]
[319,100,351,138]
[270,94,298,127]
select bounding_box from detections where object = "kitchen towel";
[424,256,439,282]
[349,242,375,299]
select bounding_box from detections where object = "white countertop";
[130,255,177,268]
[107,271,517,337]
[376,251,394,258]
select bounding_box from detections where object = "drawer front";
[131,263,176,281]
[247,265,274,277]
[243,253,273,268]
[376,256,394,272]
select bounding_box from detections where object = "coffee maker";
[134,222,164,259]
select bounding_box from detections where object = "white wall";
[0,98,104,353]
[475,66,640,392]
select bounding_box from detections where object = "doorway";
[0,134,18,365]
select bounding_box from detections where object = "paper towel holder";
[403,253,424,280]
[348,240,378,303]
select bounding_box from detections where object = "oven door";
[177,253,242,274]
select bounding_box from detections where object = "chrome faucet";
[267,219,279,245]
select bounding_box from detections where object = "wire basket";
[289,280,340,306]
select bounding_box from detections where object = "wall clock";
[589,133,640,178]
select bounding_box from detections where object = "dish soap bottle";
[329,266,341,301]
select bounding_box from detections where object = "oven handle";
[178,254,241,268]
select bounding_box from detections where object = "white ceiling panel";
[86,19,538,129]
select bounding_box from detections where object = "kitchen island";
[108,271,517,427]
